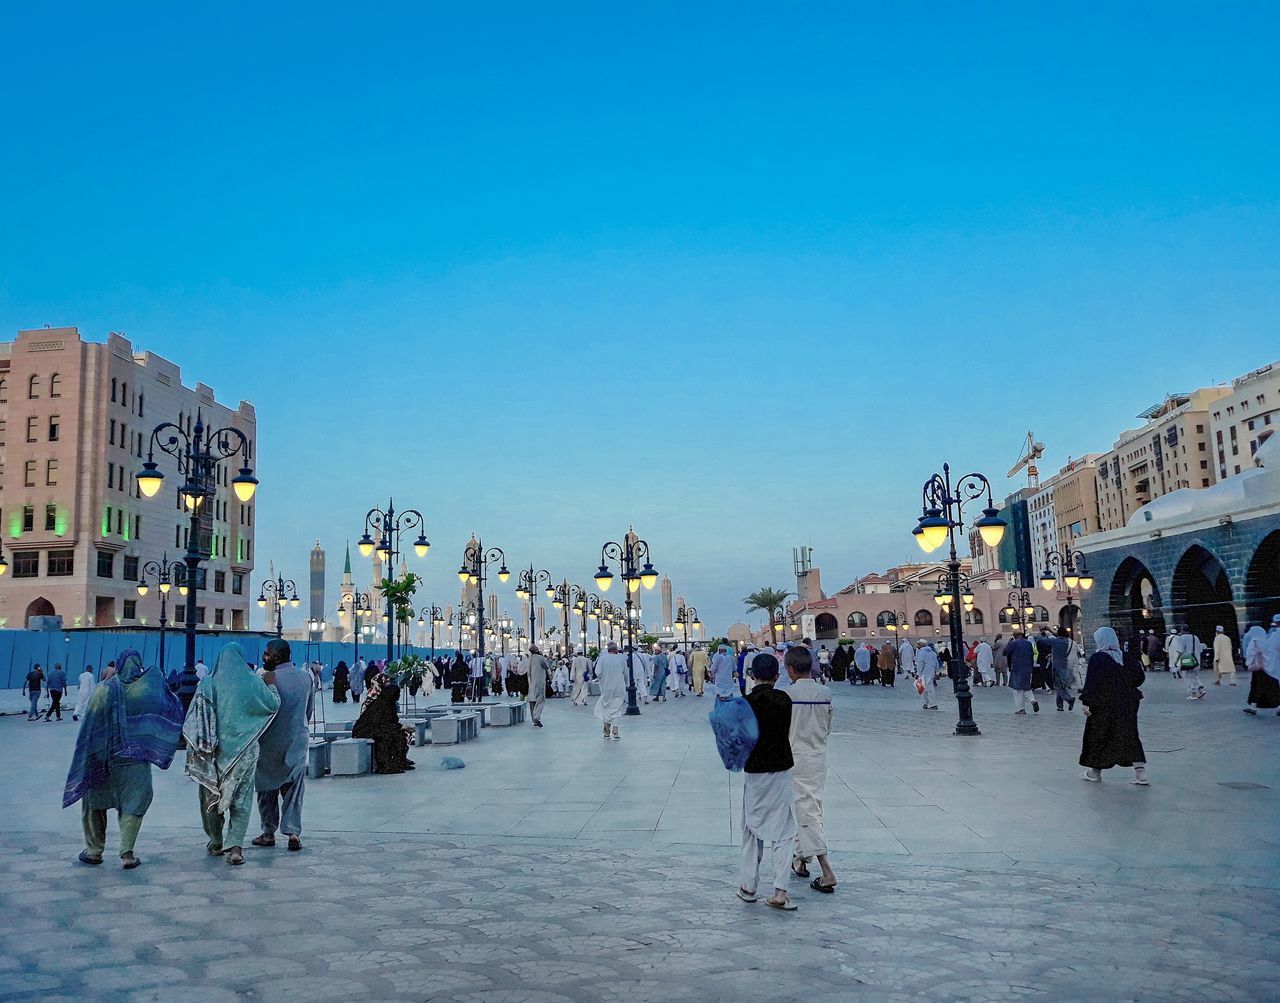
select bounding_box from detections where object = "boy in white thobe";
[785,647,837,892]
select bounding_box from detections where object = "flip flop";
[207,843,225,856]
[791,858,810,879]
[78,851,103,866]
[287,837,302,852]
[251,835,276,848]
[122,856,142,870]
[766,897,798,912]
[736,888,758,903]
[226,848,244,865]
[810,877,836,894]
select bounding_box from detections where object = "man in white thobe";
[899,638,917,679]
[1165,628,1181,677]
[917,643,939,710]
[785,647,837,892]
[73,665,96,722]
[570,647,593,706]
[1169,627,1206,699]
[1212,627,1235,687]
[594,643,629,740]
[975,638,994,689]
[668,649,688,697]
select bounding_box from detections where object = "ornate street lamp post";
[137,411,258,674]
[416,604,445,655]
[337,589,375,670]
[552,581,587,658]
[257,575,300,638]
[357,498,430,664]
[458,540,509,670]
[515,565,553,650]
[1040,548,1094,636]
[137,552,185,670]
[675,603,701,656]
[912,463,1007,736]
[1003,589,1037,635]
[593,532,659,716]
[882,610,910,639]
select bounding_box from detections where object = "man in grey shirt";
[252,640,314,851]
[44,663,68,721]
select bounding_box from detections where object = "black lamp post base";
[955,721,982,736]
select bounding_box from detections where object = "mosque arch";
[1244,530,1280,628]
[1110,555,1164,642]
[1059,603,1081,636]
[1171,543,1237,646]
[24,597,55,621]
[847,612,868,629]
[814,613,839,639]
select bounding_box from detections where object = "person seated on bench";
[352,676,415,774]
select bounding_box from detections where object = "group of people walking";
[61,640,314,869]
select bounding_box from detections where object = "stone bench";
[488,703,525,727]
[430,712,479,745]
[307,739,330,779]
[330,738,373,776]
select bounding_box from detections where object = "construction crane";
[1008,432,1045,489]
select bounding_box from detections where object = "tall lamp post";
[356,498,430,665]
[552,581,586,658]
[912,463,1007,736]
[416,604,445,655]
[449,603,480,651]
[515,565,553,651]
[458,539,509,667]
[675,604,701,656]
[593,533,659,716]
[337,589,375,670]
[137,552,185,670]
[1040,548,1094,636]
[137,410,259,673]
[1003,589,1037,635]
[883,610,910,640]
[257,575,300,638]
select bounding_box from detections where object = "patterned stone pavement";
[1,672,1278,1000]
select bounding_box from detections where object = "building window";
[914,609,934,626]
[49,373,62,398]
[214,608,225,626]
[0,376,6,402]
[24,460,36,487]
[174,605,185,623]
[46,459,58,486]
[846,612,868,629]
[109,419,116,445]
[121,381,127,406]
[123,599,137,620]
[116,509,123,535]
[123,555,139,581]
[96,550,115,579]
[108,462,115,489]
[12,551,39,578]
[214,570,226,593]
[1202,478,1210,487]
[138,392,144,417]
[48,415,59,442]
[111,378,117,402]
[195,606,206,624]
[26,416,37,442]
[44,504,56,531]
[22,505,34,532]
[27,374,40,399]
[134,514,140,540]
[47,549,74,576]
[232,573,244,596]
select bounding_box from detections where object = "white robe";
[975,642,993,676]
[787,678,833,860]
[593,653,629,725]
[899,641,917,675]
[73,671,96,718]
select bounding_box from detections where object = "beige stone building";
[0,327,257,629]
[1095,388,1231,532]
[1208,361,1279,481]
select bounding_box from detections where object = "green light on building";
[9,512,21,539]
[55,511,68,537]
[101,509,110,537]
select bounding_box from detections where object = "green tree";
[743,586,793,627]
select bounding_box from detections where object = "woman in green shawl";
[63,649,184,869]
[183,643,279,865]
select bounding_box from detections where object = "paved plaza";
[1,673,1278,1001]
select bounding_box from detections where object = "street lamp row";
[593,532,658,716]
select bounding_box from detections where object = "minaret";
[488,591,498,624]
[661,575,673,629]
[537,604,546,641]
[309,540,326,628]
[337,543,355,643]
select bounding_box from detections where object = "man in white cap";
[593,642,629,740]
[1212,627,1236,687]
[570,646,593,706]
[1165,627,1182,678]
[1169,626,1206,700]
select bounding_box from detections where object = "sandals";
[736,888,758,903]
[791,858,811,879]
[287,836,302,852]
[251,835,276,848]
[226,847,245,865]
[78,850,103,866]
[766,896,798,912]
[810,877,836,894]
[122,854,142,870]
[207,843,225,856]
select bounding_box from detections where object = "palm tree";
[743,587,793,632]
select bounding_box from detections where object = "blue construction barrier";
[0,629,445,688]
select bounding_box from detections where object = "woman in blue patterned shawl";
[63,650,184,869]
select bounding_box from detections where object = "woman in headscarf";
[332,661,350,703]
[1242,621,1279,715]
[63,650,184,868]
[352,680,414,773]
[449,651,469,704]
[183,643,280,865]
[1079,627,1148,785]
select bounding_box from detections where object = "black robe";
[829,645,851,682]
[352,686,413,774]
[1079,652,1146,769]
[332,663,350,703]
[1247,669,1280,709]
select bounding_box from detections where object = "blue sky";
[2,3,1277,634]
